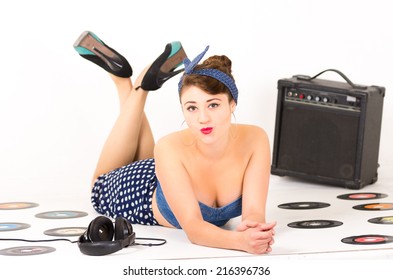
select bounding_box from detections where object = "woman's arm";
[241,126,272,224]
[237,126,275,251]
[154,134,274,254]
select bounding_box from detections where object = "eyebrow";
[183,98,222,106]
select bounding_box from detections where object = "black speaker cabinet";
[271,69,385,189]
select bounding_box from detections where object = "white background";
[0,0,391,193]
[0,1,392,278]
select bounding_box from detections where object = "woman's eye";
[187,106,197,112]
[209,103,219,108]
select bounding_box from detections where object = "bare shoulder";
[155,131,177,150]
[236,124,269,145]
[154,130,186,157]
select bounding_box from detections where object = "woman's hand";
[236,220,276,254]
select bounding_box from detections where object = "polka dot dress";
[91,158,159,225]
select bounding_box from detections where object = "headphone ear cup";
[114,216,133,241]
[88,216,114,242]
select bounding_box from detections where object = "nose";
[198,108,210,124]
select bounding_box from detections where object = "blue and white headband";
[178,46,238,104]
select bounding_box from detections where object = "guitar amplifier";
[270,69,385,189]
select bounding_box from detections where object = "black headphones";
[78,216,136,256]
[0,215,166,256]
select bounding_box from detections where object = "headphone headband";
[77,216,135,256]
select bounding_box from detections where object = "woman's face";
[180,85,236,144]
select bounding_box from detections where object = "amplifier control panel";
[284,87,361,111]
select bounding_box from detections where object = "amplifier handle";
[295,69,367,90]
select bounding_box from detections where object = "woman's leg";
[74,32,187,185]
[92,67,155,184]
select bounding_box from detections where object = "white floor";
[1,165,393,279]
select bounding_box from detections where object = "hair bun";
[202,55,232,75]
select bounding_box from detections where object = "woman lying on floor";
[73,31,275,254]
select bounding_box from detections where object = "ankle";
[110,74,132,89]
[134,65,151,90]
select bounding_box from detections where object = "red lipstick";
[200,127,213,135]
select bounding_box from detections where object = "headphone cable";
[0,237,167,246]
[134,237,167,246]
[0,238,77,243]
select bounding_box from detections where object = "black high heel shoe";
[73,31,133,78]
[136,41,187,91]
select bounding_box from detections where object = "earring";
[230,112,238,139]
[231,112,237,123]
[180,121,197,146]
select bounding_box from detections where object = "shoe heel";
[73,31,132,78]
[138,41,187,91]
[160,42,186,74]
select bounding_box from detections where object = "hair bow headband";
[178,46,238,104]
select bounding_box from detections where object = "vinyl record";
[44,227,87,237]
[368,216,393,225]
[0,202,39,210]
[35,210,88,219]
[337,192,388,200]
[353,203,393,211]
[288,219,343,229]
[341,234,393,245]
[0,246,56,256]
[0,222,31,232]
[278,202,330,210]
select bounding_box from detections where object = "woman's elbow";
[182,222,205,245]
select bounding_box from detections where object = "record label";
[341,234,393,245]
[278,202,330,210]
[0,202,39,210]
[353,203,393,211]
[368,216,393,225]
[288,220,343,229]
[35,210,88,219]
[44,227,87,237]
[0,222,31,232]
[0,246,56,256]
[337,192,388,200]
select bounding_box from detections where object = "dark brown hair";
[180,55,235,102]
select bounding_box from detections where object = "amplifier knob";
[307,95,313,100]
[323,97,329,103]
[315,96,321,102]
